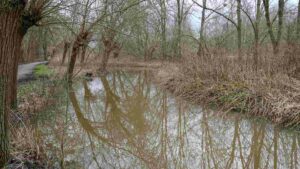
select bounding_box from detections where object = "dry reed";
[157,46,300,128]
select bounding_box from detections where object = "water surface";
[39,71,300,169]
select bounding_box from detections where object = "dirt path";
[18,61,48,82]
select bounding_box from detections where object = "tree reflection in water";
[39,71,300,169]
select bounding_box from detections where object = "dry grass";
[7,126,48,169]
[8,114,48,168]
[7,81,64,168]
[156,46,300,128]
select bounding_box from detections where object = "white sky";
[189,0,299,32]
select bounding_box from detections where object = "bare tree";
[197,0,207,57]
[262,0,285,54]
[67,0,91,80]
[174,0,185,58]
[192,0,243,59]
[67,0,145,77]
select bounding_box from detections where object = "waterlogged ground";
[36,71,300,169]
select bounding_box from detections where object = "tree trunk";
[254,0,261,70]
[113,44,121,58]
[197,0,207,57]
[262,0,277,52]
[80,45,87,63]
[100,38,115,73]
[24,34,37,62]
[297,0,300,41]
[0,0,44,165]
[237,0,242,59]
[263,0,285,54]
[160,0,167,59]
[67,44,79,80]
[62,42,70,65]
[67,31,89,80]
[100,47,111,73]
[0,10,24,167]
[42,29,48,61]
[42,41,48,61]
[175,0,183,58]
[276,0,284,53]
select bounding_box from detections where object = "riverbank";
[154,55,300,128]
[49,54,300,128]
[10,69,300,168]
[8,57,299,167]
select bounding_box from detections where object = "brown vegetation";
[6,82,63,168]
[156,47,300,128]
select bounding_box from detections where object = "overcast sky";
[189,0,299,32]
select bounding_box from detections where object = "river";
[35,71,300,169]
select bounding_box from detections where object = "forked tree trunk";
[263,0,277,53]
[263,0,285,54]
[0,10,24,167]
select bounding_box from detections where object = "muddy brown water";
[37,71,300,169]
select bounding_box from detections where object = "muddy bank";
[154,64,300,129]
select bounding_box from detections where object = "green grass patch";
[34,64,54,78]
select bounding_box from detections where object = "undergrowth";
[8,78,69,168]
[158,46,300,128]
